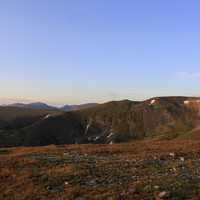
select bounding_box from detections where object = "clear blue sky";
[1,0,200,105]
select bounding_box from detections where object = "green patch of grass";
[152,104,163,110]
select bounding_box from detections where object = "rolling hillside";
[1,96,200,147]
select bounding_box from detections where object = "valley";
[1,96,200,147]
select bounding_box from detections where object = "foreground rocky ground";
[1,140,200,199]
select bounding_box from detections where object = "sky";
[1,0,200,105]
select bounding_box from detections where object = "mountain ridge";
[7,102,98,112]
[1,96,200,147]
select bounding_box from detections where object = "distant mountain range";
[1,96,200,147]
[8,102,98,111]
[10,102,57,111]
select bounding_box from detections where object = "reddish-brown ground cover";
[1,140,200,199]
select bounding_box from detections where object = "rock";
[158,191,167,198]
[154,185,159,190]
[180,157,185,162]
[169,153,175,157]
[64,181,69,185]
[87,180,97,186]
[158,191,170,199]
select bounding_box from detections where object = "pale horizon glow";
[1,1,200,105]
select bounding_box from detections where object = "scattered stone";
[4,141,200,199]
[65,181,69,185]
[131,176,137,180]
[169,153,175,157]
[87,180,97,186]
[158,191,170,199]
[180,157,185,162]
[154,185,159,190]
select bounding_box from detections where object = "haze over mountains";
[7,102,98,112]
[1,96,200,147]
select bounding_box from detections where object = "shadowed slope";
[1,97,200,147]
